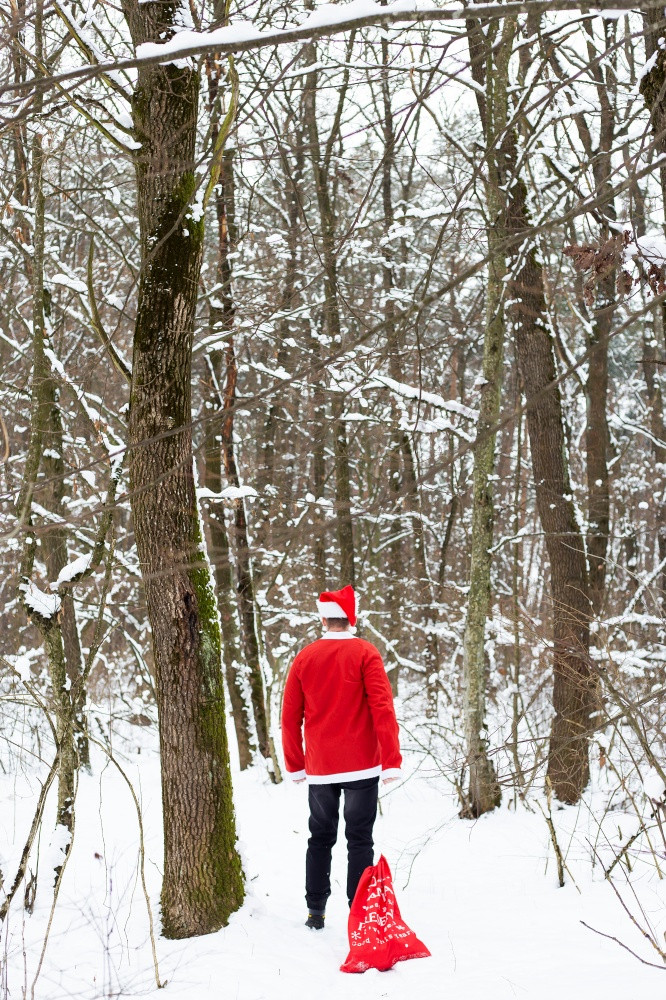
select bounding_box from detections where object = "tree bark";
[211,149,280,778]
[508,177,593,805]
[15,3,80,839]
[460,14,514,817]
[302,34,356,588]
[124,0,243,937]
[638,29,666,601]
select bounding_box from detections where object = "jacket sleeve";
[362,644,402,778]
[281,656,306,780]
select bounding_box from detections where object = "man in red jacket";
[281,585,401,929]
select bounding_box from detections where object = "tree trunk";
[15,8,80,839]
[637,46,666,601]
[202,348,253,771]
[380,24,403,690]
[461,14,515,817]
[303,36,356,588]
[585,275,612,618]
[41,377,88,773]
[508,174,593,805]
[212,149,280,779]
[200,67,254,772]
[125,0,243,937]
[583,21,617,619]
[254,130,304,584]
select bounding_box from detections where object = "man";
[281,585,402,930]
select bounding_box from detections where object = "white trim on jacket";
[306,765,382,784]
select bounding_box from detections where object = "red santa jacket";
[281,632,402,783]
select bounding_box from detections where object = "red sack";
[340,855,431,973]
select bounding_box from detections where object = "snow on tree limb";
[0,0,658,98]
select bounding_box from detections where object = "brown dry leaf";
[616,270,633,296]
[563,244,597,271]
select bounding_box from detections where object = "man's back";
[281,633,401,783]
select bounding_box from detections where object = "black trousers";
[305,776,379,914]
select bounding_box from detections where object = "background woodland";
[2,0,666,963]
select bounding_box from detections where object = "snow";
[643,767,666,802]
[371,372,478,420]
[51,273,87,294]
[43,346,126,475]
[197,485,259,501]
[2,716,666,1000]
[56,552,93,585]
[43,823,72,874]
[625,232,666,264]
[19,580,62,619]
[5,653,34,682]
[135,0,442,65]
[636,49,659,85]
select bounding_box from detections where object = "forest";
[2,0,666,995]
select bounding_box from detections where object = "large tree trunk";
[508,174,593,805]
[125,0,243,938]
[584,22,617,618]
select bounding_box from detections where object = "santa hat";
[316,585,357,627]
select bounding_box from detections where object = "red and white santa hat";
[316,585,357,627]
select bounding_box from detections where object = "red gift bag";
[340,855,431,973]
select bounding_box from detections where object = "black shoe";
[305,913,325,930]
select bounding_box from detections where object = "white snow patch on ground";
[1,719,665,1000]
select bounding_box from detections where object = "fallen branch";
[580,921,666,971]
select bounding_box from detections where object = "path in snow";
[2,732,665,1000]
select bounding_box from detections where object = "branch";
[580,921,666,970]
[1,0,660,98]
[87,239,132,385]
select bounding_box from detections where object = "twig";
[0,751,59,924]
[30,774,78,1000]
[86,733,165,989]
[580,921,666,970]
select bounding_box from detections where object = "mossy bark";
[202,78,255,773]
[461,14,516,817]
[202,372,253,772]
[124,0,243,937]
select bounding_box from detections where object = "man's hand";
[294,777,307,784]
[382,777,398,786]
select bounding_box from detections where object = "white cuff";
[288,769,306,781]
[381,768,402,780]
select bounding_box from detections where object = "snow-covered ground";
[2,716,665,1000]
